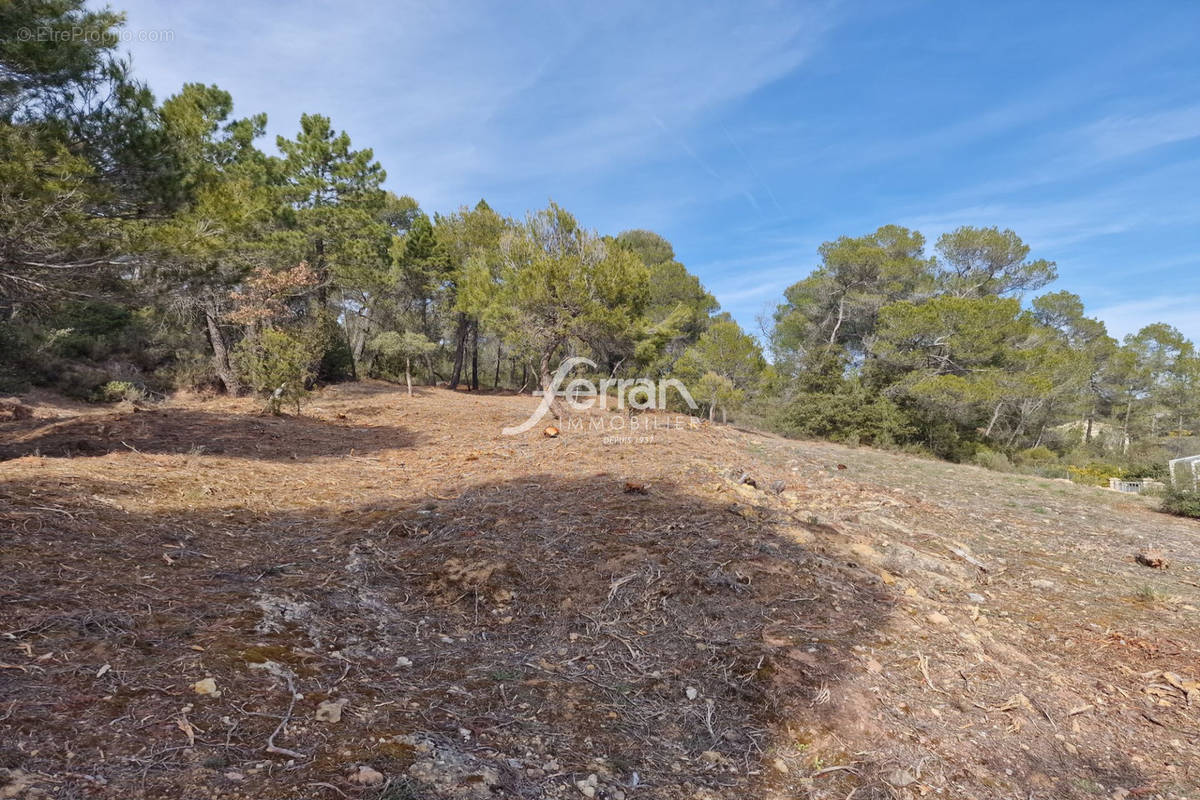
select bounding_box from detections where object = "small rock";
[771,757,789,774]
[967,593,986,604]
[926,611,951,626]
[395,656,413,667]
[315,698,347,723]
[543,426,560,438]
[223,772,244,782]
[191,678,220,697]
[575,773,599,797]
[1111,789,1130,800]
[1135,551,1169,569]
[685,686,699,700]
[1030,579,1056,590]
[739,473,757,488]
[768,480,786,494]
[886,768,915,787]
[348,765,384,786]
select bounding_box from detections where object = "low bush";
[972,447,1013,471]
[769,389,916,447]
[95,380,144,403]
[1014,445,1057,466]
[1067,462,1123,486]
[233,328,317,414]
[1124,462,1168,481]
[1161,488,1200,519]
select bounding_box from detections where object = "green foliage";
[972,447,1013,472]
[476,203,650,388]
[769,388,915,447]
[1066,463,1123,486]
[232,328,316,414]
[1123,462,1168,481]
[1161,488,1200,519]
[934,226,1056,298]
[367,330,436,385]
[95,380,143,403]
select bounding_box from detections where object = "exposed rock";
[1135,551,1169,569]
[315,698,347,723]
[348,765,384,786]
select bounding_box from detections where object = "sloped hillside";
[1,382,1197,799]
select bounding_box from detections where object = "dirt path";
[1,382,1197,799]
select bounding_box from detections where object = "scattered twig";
[265,673,308,760]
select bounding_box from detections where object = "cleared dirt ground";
[1,381,1198,799]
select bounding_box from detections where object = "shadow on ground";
[0,471,1151,799]
[0,407,418,462]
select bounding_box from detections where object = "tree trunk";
[983,402,1003,438]
[540,346,565,419]
[1122,393,1134,454]
[448,313,469,389]
[405,357,413,397]
[708,402,716,422]
[721,406,727,424]
[494,342,502,389]
[315,237,328,307]
[470,320,479,391]
[204,304,240,395]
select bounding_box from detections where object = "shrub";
[95,380,144,403]
[1123,462,1168,481]
[1014,445,1057,466]
[770,390,916,447]
[232,328,317,414]
[1067,462,1123,486]
[972,447,1012,472]
[1162,488,1200,519]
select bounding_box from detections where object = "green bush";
[1014,445,1057,466]
[95,380,144,403]
[1161,488,1200,519]
[770,389,916,447]
[1123,462,1168,481]
[233,328,317,414]
[1067,462,1123,486]
[972,447,1012,471]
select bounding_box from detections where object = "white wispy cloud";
[1082,105,1200,160]
[113,0,838,213]
[1091,294,1200,343]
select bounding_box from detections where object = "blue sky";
[111,0,1200,343]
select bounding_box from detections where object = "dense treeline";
[3,2,1198,484]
